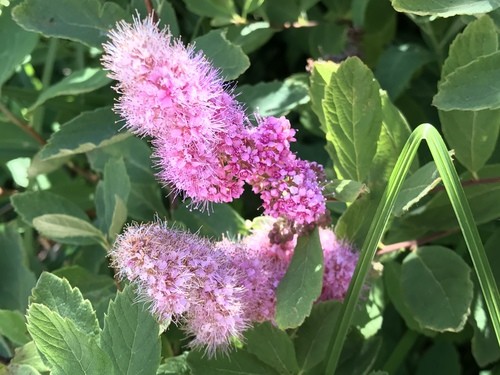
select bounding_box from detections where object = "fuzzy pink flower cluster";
[102,17,327,225]
[111,218,358,354]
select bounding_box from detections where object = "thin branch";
[144,0,158,22]
[377,229,458,255]
[0,101,46,145]
[431,177,500,193]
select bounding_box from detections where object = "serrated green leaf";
[434,51,500,111]
[276,228,323,329]
[401,246,473,332]
[187,349,279,375]
[294,301,342,372]
[0,224,36,312]
[38,107,130,160]
[369,90,413,185]
[441,16,498,80]
[29,68,110,111]
[393,161,441,216]
[30,272,100,336]
[0,5,38,86]
[309,60,338,132]
[11,191,89,226]
[173,203,246,238]
[194,30,250,80]
[440,109,500,174]
[375,43,432,99]
[11,341,50,372]
[236,76,309,117]
[391,0,500,17]
[0,310,29,346]
[415,341,460,375]
[323,56,383,181]
[245,322,299,374]
[101,285,160,375]
[12,0,127,48]
[33,214,106,247]
[26,304,113,375]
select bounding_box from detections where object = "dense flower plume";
[111,218,358,354]
[102,17,327,225]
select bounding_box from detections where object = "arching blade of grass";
[325,123,500,374]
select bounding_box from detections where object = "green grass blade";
[325,123,500,374]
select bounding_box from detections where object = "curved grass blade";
[325,123,500,374]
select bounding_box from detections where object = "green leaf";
[383,262,435,335]
[101,285,161,375]
[433,51,500,111]
[0,6,38,86]
[437,17,500,172]
[415,341,460,375]
[0,224,36,312]
[226,22,273,54]
[187,349,279,375]
[30,272,100,336]
[375,43,432,99]
[391,0,500,17]
[52,266,116,325]
[11,191,89,226]
[404,164,500,231]
[38,107,130,160]
[245,322,299,374]
[393,161,441,216]
[323,56,383,181]
[236,76,309,117]
[173,203,246,238]
[32,214,107,247]
[87,137,168,221]
[0,310,29,346]
[369,90,413,186]
[309,60,338,132]
[194,30,250,80]
[0,363,41,374]
[0,121,39,163]
[156,353,190,375]
[441,16,498,80]
[294,301,342,372]
[29,68,110,111]
[401,246,474,332]
[276,228,324,329]
[335,191,380,247]
[471,292,500,367]
[95,157,130,239]
[10,341,50,372]
[26,304,113,375]
[440,109,500,174]
[337,335,381,375]
[12,0,127,48]
[325,179,368,203]
[183,0,237,22]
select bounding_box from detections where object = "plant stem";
[382,330,419,374]
[0,100,46,145]
[32,38,59,132]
